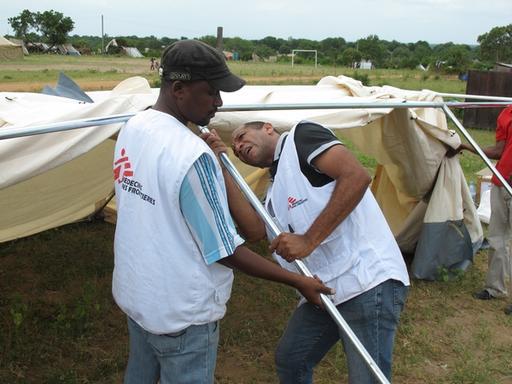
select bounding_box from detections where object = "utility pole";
[101,15,104,54]
[216,26,223,52]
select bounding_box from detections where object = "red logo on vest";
[288,196,308,210]
[113,148,134,183]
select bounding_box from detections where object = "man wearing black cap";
[112,39,332,384]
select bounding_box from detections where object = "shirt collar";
[269,132,288,179]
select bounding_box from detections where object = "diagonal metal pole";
[198,126,391,384]
[442,105,512,198]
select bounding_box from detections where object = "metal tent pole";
[2,101,512,141]
[435,92,512,102]
[198,126,391,384]
[442,104,512,198]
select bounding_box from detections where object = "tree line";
[7,10,512,73]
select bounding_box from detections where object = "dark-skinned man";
[112,40,332,384]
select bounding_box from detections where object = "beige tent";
[0,36,23,60]
[0,75,482,280]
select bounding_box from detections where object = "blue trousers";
[124,317,219,384]
[275,279,408,384]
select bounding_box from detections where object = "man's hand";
[446,143,472,158]
[269,233,315,262]
[200,129,228,159]
[294,275,334,308]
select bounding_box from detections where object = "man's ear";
[170,81,186,98]
[263,122,274,135]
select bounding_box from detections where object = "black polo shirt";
[269,122,342,187]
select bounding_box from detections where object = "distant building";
[105,39,144,58]
[354,60,373,70]
[495,62,512,72]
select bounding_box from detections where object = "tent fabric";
[42,72,93,103]
[0,75,483,279]
[7,38,28,55]
[0,36,23,60]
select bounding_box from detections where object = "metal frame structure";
[291,49,318,68]
[2,96,512,383]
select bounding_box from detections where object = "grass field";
[1,55,511,383]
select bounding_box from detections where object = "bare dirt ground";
[1,80,123,92]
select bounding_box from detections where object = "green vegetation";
[9,9,74,50]
[7,9,512,72]
[0,55,466,95]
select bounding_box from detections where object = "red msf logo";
[113,148,134,183]
[288,196,308,210]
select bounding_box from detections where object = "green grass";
[2,222,511,383]
[1,55,466,93]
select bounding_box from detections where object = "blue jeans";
[275,279,408,384]
[124,317,219,384]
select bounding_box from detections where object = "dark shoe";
[505,304,512,315]
[472,289,495,300]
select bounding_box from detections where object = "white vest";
[266,125,409,305]
[113,109,234,334]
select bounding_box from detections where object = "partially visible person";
[458,105,512,315]
[113,40,333,384]
[202,120,410,383]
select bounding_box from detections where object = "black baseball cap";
[159,40,245,92]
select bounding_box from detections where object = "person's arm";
[458,141,505,160]
[270,144,371,262]
[201,129,267,241]
[219,246,334,307]
[180,152,333,307]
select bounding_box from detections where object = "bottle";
[469,181,477,204]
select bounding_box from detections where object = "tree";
[8,9,74,51]
[8,9,37,43]
[340,47,362,67]
[35,10,74,49]
[477,24,512,63]
[356,35,385,67]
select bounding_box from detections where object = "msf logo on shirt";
[113,148,134,183]
[288,196,308,210]
[113,148,156,206]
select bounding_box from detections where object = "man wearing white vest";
[113,40,332,384]
[203,120,410,383]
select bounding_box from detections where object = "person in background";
[457,105,512,315]
[113,40,332,384]
[202,120,410,383]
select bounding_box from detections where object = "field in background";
[1,54,465,93]
[1,56,511,383]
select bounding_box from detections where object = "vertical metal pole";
[442,105,512,198]
[101,15,104,54]
[199,127,390,384]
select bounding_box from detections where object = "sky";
[3,0,511,45]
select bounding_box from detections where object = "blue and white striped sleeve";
[179,153,245,265]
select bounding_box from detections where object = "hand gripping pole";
[199,126,390,384]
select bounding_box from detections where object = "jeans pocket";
[148,328,186,356]
[392,281,409,319]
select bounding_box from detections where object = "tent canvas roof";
[0,75,483,280]
[0,36,20,46]
[0,35,23,60]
